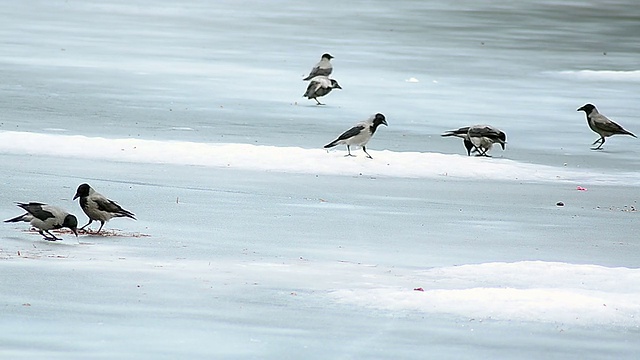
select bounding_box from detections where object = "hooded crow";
[5,202,78,241]
[441,126,475,156]
[324,113,387,158]
[303,53,334,80]
[467,125,506,157]
[577,103,636,150]
[303,76,342,105]
[73,183,136,233]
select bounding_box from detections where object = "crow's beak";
[73,193,79,200]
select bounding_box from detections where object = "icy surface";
[1,0,640,359]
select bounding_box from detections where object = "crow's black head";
[63,214,78,237]
[74,183,91,200]
[577,103,596,113]
[373,113,387,127]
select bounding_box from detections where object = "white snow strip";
[0,131,637,185]
[330,261,640,326]
[553,70,640,82]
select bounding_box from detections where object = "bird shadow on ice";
[589,148,626,154]
[295,102,340,108]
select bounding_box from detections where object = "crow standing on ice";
[577,103,636,150]
[73,183,136,233]
[303,76,342,105]
[303,53,334,81]
[5,202,78,241]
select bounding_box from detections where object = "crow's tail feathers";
[324,140,339,149]
[117,209,136,220]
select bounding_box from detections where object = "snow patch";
[330,261,640,326]
[1,131,638,185]
[554,70,640,82]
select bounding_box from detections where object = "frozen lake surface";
[1,1,639,358]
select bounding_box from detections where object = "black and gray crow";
[324,113,388,159]
[303,76,342,105]
[303,53,334,80]
[577,103,636,150]
[5,202,78,241]
[73,183,136,234]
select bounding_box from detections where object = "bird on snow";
[441,126,475,156]
[577,103,636,150]
[442,125,506,156]
[467,125,506,157]
[303,53,334,80]
[324,113,388,159]
[73,183,136,233]
[303,76,342,105]
[4,202,78,241]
